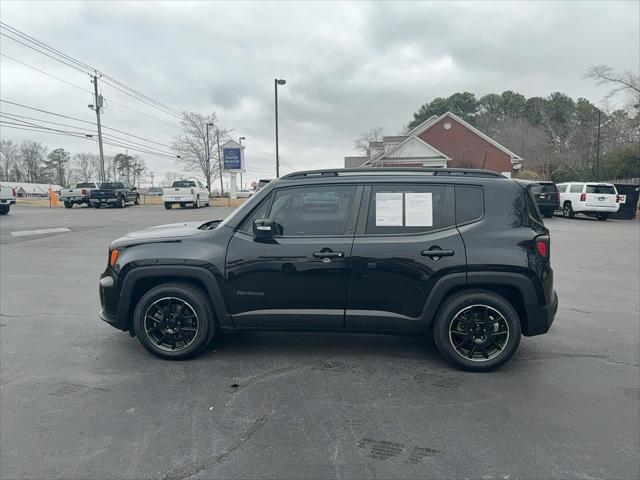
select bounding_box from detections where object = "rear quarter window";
[455,185,484,225]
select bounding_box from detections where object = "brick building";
[345,111,523,177]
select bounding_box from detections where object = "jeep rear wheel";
[433,290,521,371]
[133,282,214,360]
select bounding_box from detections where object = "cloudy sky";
[1,0,638,186]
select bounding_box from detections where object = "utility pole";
[595,109,601,182]
[216,128,224,200]
[239,136,245,188]
[274,78,286,178]
[205,123,212,192]
[92,74,105,182]
[150,171,154,188]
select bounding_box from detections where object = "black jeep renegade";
[99,168,558,371]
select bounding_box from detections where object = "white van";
[557,182,620,220]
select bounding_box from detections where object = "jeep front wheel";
[433,290,521,371]
[133,282,214,360]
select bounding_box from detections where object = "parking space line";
[10,227,71,237]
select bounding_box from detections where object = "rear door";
[585,184,617,208]
[225,184,361,329]
[345,183,465,332]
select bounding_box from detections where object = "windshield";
[586,185,615,194]
[171,181,196,188]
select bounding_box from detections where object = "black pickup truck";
[90,181,140,208]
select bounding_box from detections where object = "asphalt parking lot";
[1,204,638,480]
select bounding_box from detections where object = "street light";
[274,78,286,178]
[206,122,214,192]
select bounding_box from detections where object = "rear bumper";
[163,197,195,203]
[523,290,558,336]
[578,204,619,213]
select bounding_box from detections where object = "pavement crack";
[164,411,272,480]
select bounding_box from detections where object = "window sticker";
[375,192,403,226]
[405,192,433,226]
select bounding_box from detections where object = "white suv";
[557,182,620,220]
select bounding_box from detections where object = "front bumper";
[523,290,558,336]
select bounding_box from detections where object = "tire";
[86,201,93,208]
[164,202,172,210]
[433,290,521,372]
[93,202,101,208]
[194,196,200,209]
[64,201,72,209]
[562,202,575,218]
[118,196,126,208]
[596,213,608,221]
[133,282,215,360]
[542,209,553,218]
[0,205,9,215]
[180,203,185,208]
[134,195,140,206]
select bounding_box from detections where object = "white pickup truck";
[162,180,210,209]
[59,182,99,208]
[0,184,17,215]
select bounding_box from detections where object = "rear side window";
[570,184,583,193]
[455,185,484,225]
[586,185,615,194]
[365,184,453,235]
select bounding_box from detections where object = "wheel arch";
[119,265,230,333]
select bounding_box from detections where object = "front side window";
[365,184,452,235]
[269,185,358,236]
[570,184,583,193]
[239,195,272,234]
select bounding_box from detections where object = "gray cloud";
[1,0,637,184]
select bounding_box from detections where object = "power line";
[0,100,173,150]
[0,112,96,132]
[0,53,94,94]
[0,22,182,120]
[0,54,179,128]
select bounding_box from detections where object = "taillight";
[535,235,550,259]
[109,249,119,267]
[81,189,87,195]
[580,192,586,201]
[555,191,560,201]
[12,188,16,197]
[616,195,621,203]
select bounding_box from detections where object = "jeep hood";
[111,220,220,248]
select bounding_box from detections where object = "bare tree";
[585,65,640,105]
[19,140,47,183]
[0,139,19,181]
[171,112,230,191]
[73,153,98,182]
[354,126,384,154]
[162,171,179,187]
[131,155,147,187]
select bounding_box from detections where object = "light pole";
[206,122,213,192]
[274,78,286,178]
[239,136,245,188]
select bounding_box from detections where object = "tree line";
[356,65,640,182]
[0,139,147,187]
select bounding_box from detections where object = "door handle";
[421,248,455,259]
[313,251,344,259]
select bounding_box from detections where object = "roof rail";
[280,167,505,180]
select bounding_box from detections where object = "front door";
[225,184,361,329]
[345,183,466,332]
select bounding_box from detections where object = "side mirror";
[253,218,281,241]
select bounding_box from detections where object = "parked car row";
[521,180,637,221]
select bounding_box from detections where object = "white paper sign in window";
[405,192,433,227]
[375,192,403,226]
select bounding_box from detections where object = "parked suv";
[528,181,560,218]
[99,168,558,371]
[557,182,620,220]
